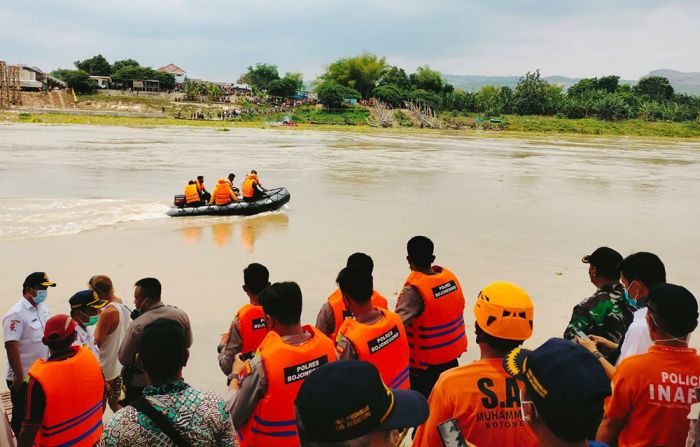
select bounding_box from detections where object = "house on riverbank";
[158,64,186,83]
[19,65,66,91]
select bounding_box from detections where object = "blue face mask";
[34,289,48,304]
[87,315,99,327]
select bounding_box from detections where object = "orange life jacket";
[237,304,269,355]
[184,183,200,204]
[213,179,236,205]
[338,308,410,389]
[28,346,105,447]
[327,289,389,341]
[242,177,257,198]
[195,179,205,193]
[237,326,336,447]
[404,266,467,369]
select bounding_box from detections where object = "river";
[1,123,699,393]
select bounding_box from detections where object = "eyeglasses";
[519,389,538,423]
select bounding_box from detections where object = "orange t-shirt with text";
[412,358,538,447]
[605,345,700,447]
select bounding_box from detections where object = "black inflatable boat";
[166,187,290,217]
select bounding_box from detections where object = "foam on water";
[0,199,169,241]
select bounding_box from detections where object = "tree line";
[50,55,175,94]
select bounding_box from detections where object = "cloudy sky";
[2,0,697,82]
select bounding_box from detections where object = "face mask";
[623,289,636,307]
[87,315,99,327]
[34,289,48,304]
[130,298,148,320]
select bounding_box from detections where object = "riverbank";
[3,110,700,140]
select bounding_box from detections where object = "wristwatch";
[592,351,604,360]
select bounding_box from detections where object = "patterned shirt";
[563,283,634,360]
[100,380,235,447]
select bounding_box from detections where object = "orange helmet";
[474,281,534,341]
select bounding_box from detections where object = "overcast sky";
[2,0,697,82]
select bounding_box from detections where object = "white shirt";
[616,307,653,365]
[3,298,50,381]
[74,324,99,359]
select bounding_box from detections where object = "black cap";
[295,361,428,443]
[23,272,56,288]
[647,283,698,337]
[504,338,610,421]
[69,290,108,310]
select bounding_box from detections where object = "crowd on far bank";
[2,236,699,447]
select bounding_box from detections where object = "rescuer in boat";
[227,173,241,195]
[210,178,240,206]
[184,180,204,207]
[196,176,211,203]
[242,170,267,202]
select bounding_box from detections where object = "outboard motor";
[173,195,186,208]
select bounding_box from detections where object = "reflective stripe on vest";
[237,326,336,447]
[338,308,410,389]
[237,304,268,355]
[327,289,389,341]
[184,184,200,204]
[404,267,467,369]
[28,346,105,447]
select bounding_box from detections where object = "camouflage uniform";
[564,283,634,362]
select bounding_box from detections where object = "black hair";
[591,260,620,282]
[336,267,373,304]
[474,323,523,354]
[139,318,187,382]
[259,282,302,326]
[618,252,666,289]
[346,252,374,274]
[407,236,434,269]
[197,175,204,180]
[45,333,76,352]
[251,170,258,174]
[228,173,235,180]
[244,263,270,295]
[135,277,162,301]
[188,180,195,185]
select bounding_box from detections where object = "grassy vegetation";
[4,110,700,140]
[77,93,172,107]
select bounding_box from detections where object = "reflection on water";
[178,212,290,250]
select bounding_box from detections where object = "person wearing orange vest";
[316,252,389,341]
[17,314,106,447]
[242,170,266,202]
[413,281,538,447]
[395,235,467,398]
[226,282,336,447]
[210,178,240,205]
[195,175,211,203]
[218,263,271,376]
[184,180,203,206]
[334,267,410,390]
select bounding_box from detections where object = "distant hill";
[445,70,700,96]
[645,69,700,95]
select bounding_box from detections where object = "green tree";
[476,86,501,113]
[513,70,551,115]
[182,79,200,101]
[153,71,176,91]
[61,70,96,94]
[49,69,74,81]
[442,91,476,112]
[319,52,387,99]
[111,59,140,74]
[372,85,405,107]
[268,77,298,98]
[205,83,223,101]
[634,76,674,102]
[283,72,304,92]
[497,86,514,114]
[596,94,629,121]
[74,54,111,76]
[408,89,441,110]
[315,81,360,109]
[410,66,443,93]
[378,66,411,90]
[597,75,620,93]
[244,63,280,91]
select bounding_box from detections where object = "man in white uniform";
[2,272,54,436]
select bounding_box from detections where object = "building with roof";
[157,63,186,83]
[19,65,66,90]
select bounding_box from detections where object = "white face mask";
[649,313,689,344]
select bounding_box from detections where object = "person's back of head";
[138,318,188,384]
[188,180,195,185]
[504,338,610,444]
[346,252,374,275]
[647,283,698,339]
[259,281,302,326]
[89,274,114,300]
[244,263,270,296]
[406,236,435,269]
[474,281,534,355]
[336,267,373,305]
[618,252,666,290]
[135,277,162,302]
[228,173,235,181]
[251,170,257,175]
[583,246,623,282]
